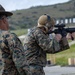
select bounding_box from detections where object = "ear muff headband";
[44,14,51,22]
[47,15,51,22]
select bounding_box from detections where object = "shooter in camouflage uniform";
[0,5,26,75]
[23,14,69,75]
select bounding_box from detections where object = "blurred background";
[1,0,75,32]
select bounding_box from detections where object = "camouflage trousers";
[2,62,20,75]
[23,64,45,75]
[2,62,26,75]
[16,67,26,75]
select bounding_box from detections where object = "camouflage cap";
[37,14,55,28]
[38,15,47,27]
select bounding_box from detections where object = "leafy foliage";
[8,0,75,30]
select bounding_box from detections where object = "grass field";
[47,44,75,66]
[11,29,28,36]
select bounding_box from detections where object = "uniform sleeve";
[0,32,21,75]
[7,33,25,68]
[1,32,25,68]
[34,29,61,53]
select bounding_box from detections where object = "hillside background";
[8,0,75,30]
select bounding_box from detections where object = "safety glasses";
[0,15,8,20]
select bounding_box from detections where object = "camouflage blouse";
[24,27,60,67]
[0,31,25,75]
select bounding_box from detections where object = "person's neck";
[0,29,9,37]
[0,29,9,31]
[39,27,47,34]
[0,29,2,38]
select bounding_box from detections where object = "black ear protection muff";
[44,14,53,30]
[44,14,51,22]
[47,15,51,22]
